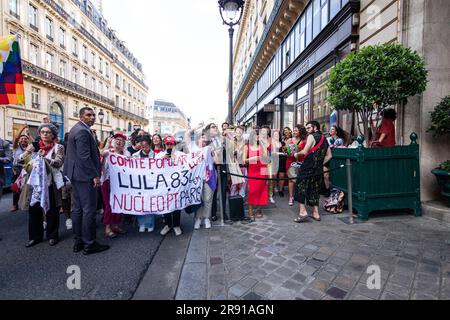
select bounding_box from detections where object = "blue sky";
[103,0,236,124]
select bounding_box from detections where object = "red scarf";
[39,140,56,156]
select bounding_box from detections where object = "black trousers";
[164,210,181,228]
[72,181,97,248]
[211,165,229,220]
[28,186,60,241]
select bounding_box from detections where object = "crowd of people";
[0,107,398,249]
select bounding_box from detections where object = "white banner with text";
[107,149,207,215]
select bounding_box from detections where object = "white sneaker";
[160,225,171,236]
[269,197,275,204]
[146,227,154,233]
[204,218,211,229]
[194,218,202,230]
[174,227,182,236]
[65,219,72,230]
[139,226,146,233]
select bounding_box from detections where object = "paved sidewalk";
[192,196,450,300]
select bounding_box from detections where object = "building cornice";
[232,0,307,114]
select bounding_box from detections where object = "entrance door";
[49,102,64,140]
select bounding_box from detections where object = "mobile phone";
[32,141,41,152]
[109,131,114,137]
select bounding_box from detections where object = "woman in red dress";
[245,129,269,219]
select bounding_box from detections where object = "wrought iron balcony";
[43,0,147,89]
[22,60,115,108]
[113,106,149,125]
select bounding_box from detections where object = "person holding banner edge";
[185,125,216,230]
[101,132,128,238]
[159,135,185,236]
[133,134,157,233]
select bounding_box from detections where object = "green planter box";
[329,133,421,220]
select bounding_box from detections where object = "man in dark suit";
[64,107,109,255]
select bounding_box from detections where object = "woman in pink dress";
[244,129,269,219]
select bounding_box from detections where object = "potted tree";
[327,43,428,145]
[326,44,428,220]
[428,95,450,207]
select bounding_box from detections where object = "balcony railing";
[22,60,115,107]
[114,106,149,125]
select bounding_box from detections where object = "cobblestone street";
[202,198,450,300]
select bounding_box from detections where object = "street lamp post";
[219,0,245,123]
[98,110,105,141]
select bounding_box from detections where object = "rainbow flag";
[0,35,25,105]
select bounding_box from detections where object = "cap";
[113,133,127,140]
[164,135,176,145]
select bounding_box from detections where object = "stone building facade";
[0,0,149,142]
[231,0,450,202]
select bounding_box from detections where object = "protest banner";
[107,149,207,215]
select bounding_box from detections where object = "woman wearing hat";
[101,132,128,238]
[159,135,185,236]
[18,124,65,247]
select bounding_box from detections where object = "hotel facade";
[231,0,450,202]
[0,0,149,142]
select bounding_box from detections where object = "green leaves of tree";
[428,95,450,137]
[327,43,428,113]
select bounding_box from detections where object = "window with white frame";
[59,28,66,48]
[9,0,19,17]
[83,72,88,88]
[321,0,329,30]
[73,100,79,117]
[29,43,38,65]
[45,17,53,39]
[91,52,96,68]
[105,62,110,78]
[29,4,38,29]
[92,77,96,91]
[99,57,103,73]
[59,60,67,78]
[82,45,88,62]
[31,87,40,108]
[72,37,78,56]
[45,52,54,72]
[72,67,78,83]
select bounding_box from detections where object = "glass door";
[295,82,310,126]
